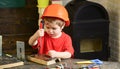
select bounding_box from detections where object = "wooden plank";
[0,61,24,69]
[27,55,58,65]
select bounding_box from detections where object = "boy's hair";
[44,17,65,27]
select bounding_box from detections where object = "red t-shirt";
[32,32,74,57]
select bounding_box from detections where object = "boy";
[28,4,74,59]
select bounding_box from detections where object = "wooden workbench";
[5,58,120,69]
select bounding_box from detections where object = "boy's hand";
[35,29,44,38]
[48,50,57,58]
[39,29,44,37]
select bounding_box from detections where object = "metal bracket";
[0,35,2,57]
[16,41,25,60]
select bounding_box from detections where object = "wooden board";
[27,54,59,65]
[0,61,24,69]
[0,56,24,69]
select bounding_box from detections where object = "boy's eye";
[46,27,50,29]
[52,28,56,30]
[46,27,56,30]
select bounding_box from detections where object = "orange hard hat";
[41,4,70,26]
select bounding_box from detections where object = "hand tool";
[76,59,103,65]
[16,41,25,61]
[5,54,12,58]
[40,20,44,29]
[38,20,44,53]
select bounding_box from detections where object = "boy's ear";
[61,23,65,29]
[61,26,64,29]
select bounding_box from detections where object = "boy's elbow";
[28,40,32,46]
[64,52,72,58]
[28,40,38,46]
[68,53,72,58]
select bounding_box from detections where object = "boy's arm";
[48,50,72,59]
[28,32,38,46]
[28,29,44,46]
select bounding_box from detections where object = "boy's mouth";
[49,34,54,36]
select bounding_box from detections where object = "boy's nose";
[48,29,53,33]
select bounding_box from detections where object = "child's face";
[45,22,63,38]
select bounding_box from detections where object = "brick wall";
[0,0,38,55]
[88,0,120,61]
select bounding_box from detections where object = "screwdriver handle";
[40,20,44,29]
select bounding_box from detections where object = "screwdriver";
[38,20,44,54]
